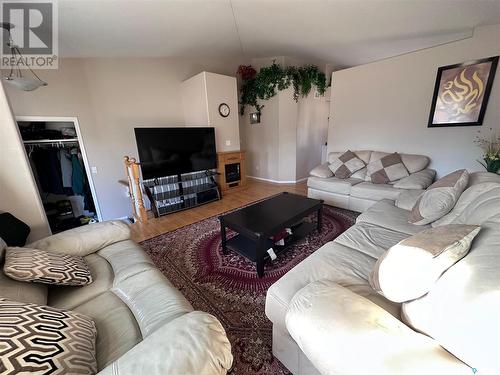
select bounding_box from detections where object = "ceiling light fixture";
[1,22,48,91]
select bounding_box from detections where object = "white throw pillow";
[369,224,480,303]
[409,169,469,225]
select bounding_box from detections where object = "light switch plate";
[225,140,231,146]
[91,166,98,174]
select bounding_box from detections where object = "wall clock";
[219,103,230,118]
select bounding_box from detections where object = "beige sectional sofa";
[0,221,233,374]
[266,172,500,375]
[307,150,436,212]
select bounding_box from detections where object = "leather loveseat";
[0,221,233,374]
[307,150,436,212]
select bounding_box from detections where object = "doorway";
[16,116,102,234]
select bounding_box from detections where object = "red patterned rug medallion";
[141,203,358,374]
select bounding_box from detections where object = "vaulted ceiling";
[57,0,500,67]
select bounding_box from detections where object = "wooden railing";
[123,156,148,223]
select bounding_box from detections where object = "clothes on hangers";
[59,149,73,188]
[71,148,85,196]
[32,148,65,195]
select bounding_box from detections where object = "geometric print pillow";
[4,247,93,286]
[328,150,366,179]
[367,152,409,184]
[0,298,97,375]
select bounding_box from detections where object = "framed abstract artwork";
[428,56,498,127]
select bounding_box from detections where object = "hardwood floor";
[131,178,307,242]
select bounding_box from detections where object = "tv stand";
[143,170,220,217]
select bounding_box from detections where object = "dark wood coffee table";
[219,192,323,278]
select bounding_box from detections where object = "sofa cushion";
[335,222,409,260]
[266,241,379,333]
[409,169,469,225]
[350,182,405,201]
[466,171,500,188]
[367,152,409,184]
[307,176,363,195]
[0,298,97,374]
[4,247,93,286]
[28,220,130,257]
[309,163,333,178]
[328,150,366,179]
[73,291,142,370]
[431,182,500,227]
[370,225,481,303]
[285,280,469,375]
[395,189,424,211]
[357,199,430,236]
[402,215,500,374]
[393,169,436,190]
[48,253,114,309]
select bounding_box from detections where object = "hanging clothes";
[33,148,65,195]
[59,149,73,188]
[71,149,85,196]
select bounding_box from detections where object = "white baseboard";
[247,175,308,184]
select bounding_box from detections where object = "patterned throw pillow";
[4,247,93,286]
[328,150,366,179]
[409,169,469,225]
[369,224,480,303]
[367,152,409,184]
[0,298,97,374]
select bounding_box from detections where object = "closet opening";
[17,117,101,234]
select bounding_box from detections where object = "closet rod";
[23,138,79,145]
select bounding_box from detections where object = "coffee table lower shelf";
[225,221,316,264]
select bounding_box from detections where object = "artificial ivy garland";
[238,63,327,115]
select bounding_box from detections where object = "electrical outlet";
[91,166,98,174]
[225,140,231,146]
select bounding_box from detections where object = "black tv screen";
[134,127,217,179]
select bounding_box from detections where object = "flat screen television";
[134,127,217,180]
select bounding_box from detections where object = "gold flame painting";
[428,56,498,127]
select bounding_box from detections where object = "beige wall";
[5,57,248,225]
[205,72,240,152]
[0,82,51,242]
[182,71,241,152]
[181,72,210,126]
[296,92,330,180]
[242,56,330,182]
[328,24,500,176]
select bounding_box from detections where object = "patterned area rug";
[141,203,358,374]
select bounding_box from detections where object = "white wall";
[0,82,51,242]
[4,57,248,227]
[328,24,500,176]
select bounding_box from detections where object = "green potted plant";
[237,62,327,121]
[475,128,500,173]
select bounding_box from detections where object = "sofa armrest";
[285,280,471,375]
[28,220,130,256]
[393,168,436,190]
[98,311,233,375]
[309,163,333,178]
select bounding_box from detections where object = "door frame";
[15,115,103,224]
